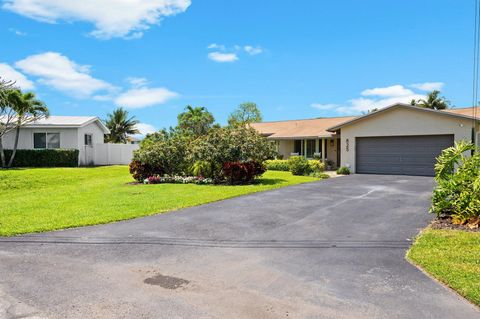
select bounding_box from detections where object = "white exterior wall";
[93,143,139,165]
[2,127,79,150]
[77,122,107,166]
[340,108,476,173]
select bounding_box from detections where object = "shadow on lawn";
[254,178,287,185]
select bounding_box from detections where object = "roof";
[250,116,356,139]
[444,107,480,119]
[24,116,110,133]
[327,104,480,132]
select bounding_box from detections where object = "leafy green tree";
[105,107,140,143]
[412,90,450,110]
[0,78,16,167]
[6,89,49,167]
[228,102,263,126]
[177,105,215,137]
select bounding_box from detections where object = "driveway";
[0,175,478,319]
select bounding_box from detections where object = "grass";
[0,166,322,236]
[407,228,480,306]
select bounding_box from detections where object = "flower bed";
[144,175,213,185]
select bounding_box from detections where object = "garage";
[355,135,454,176]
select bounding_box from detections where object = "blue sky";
[0,0,475,135]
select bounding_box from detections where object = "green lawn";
[0,166,321,236]
[407,229,480,306]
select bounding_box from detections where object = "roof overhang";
[327,103,480,132]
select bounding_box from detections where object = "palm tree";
[177,105,214,137]
[104,107,140,143]
[6,89,49,167]
[412,90,450,110]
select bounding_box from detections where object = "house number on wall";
[345,138,349,152]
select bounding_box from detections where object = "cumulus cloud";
[311,83,444,115]
[0,63,34,90]
[207,52,238,63]
[244,45,263,56]
[115,87,178,109]
[15,52,115,97]
[410,82,445,91]
[2,0,191,39]
[361,85,414,97]
[126,77,149,88]
[135,122,157,136]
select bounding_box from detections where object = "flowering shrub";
[129,160,164,182]
[221,161,266,185]
[144,175,213,185]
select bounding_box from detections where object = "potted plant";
[325,159,334,170]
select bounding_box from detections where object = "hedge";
[3,149,79,167]
[265,159,290,171]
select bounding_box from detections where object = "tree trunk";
[7,125,20,168]
[0,137,5,168]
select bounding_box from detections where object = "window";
[294,140,303,155]
[33,133,60,149]
[84,134,93,146]
[306,139,315,158]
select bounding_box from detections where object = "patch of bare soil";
[431,217,480,232]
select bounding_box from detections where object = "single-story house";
[251,103,480,176]
[2,116,139,166]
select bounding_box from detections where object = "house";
[2,116,139,166]
[251,104,480,176]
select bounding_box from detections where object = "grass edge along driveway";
[0,166,322,236]
[407,228,480,307]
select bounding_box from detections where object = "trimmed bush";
[288,156,311,176]
[221,161,266,185]
[336,166,351,175]
[308,160,325,173]
[129,160,164,182]
[4,149,79,167]
[265,159,290,171]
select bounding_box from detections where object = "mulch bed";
[431,217,480,232]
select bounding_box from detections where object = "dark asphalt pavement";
[0,174,478,318]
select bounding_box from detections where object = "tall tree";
[177,105,215,137]
[228,102,263,126]
[6,89,49,167]
[104,107,140,143]
[412,90,450,110]
[0,78,17,167]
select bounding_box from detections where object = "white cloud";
[115,87,178,108]
[410,82,445,91]
[244,45,263,56]
[207,52,238,63]
[126,77,149,88]
[8,28,26,36]
[311,83,444,115]
[361,85,413,97]
[310,103,337,110]
[135,122,157,136]
[207,43,226,50]
[15,51,114,97]
[0,63,34,90]
[2,0,191,39]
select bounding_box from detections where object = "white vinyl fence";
[90,143,139,165]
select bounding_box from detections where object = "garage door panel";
[355,135,454,176]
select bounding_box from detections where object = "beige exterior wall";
[274,138,339,167]
[339,107,476,173]
[276,139,294,159]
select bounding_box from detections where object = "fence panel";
[92,143,139,165]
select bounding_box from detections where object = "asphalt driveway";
[0,175,478,318]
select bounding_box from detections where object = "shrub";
[308,160,325,173]
[265,159,290,171]
[288,156,311,176]
[191,160,214,178]
[191,126,276,181]
[310,172,330,179]
[132,130,190,177]
[431,141,480,225]
[336,166,351,175]
[129,160,164,182]
[4,149,79,167]
[221,161,266,185]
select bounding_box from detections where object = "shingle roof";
[250,116,356,139]
[24,116,110,133]
[444,107,480,119]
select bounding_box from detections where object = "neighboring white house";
[2,116,139,166]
